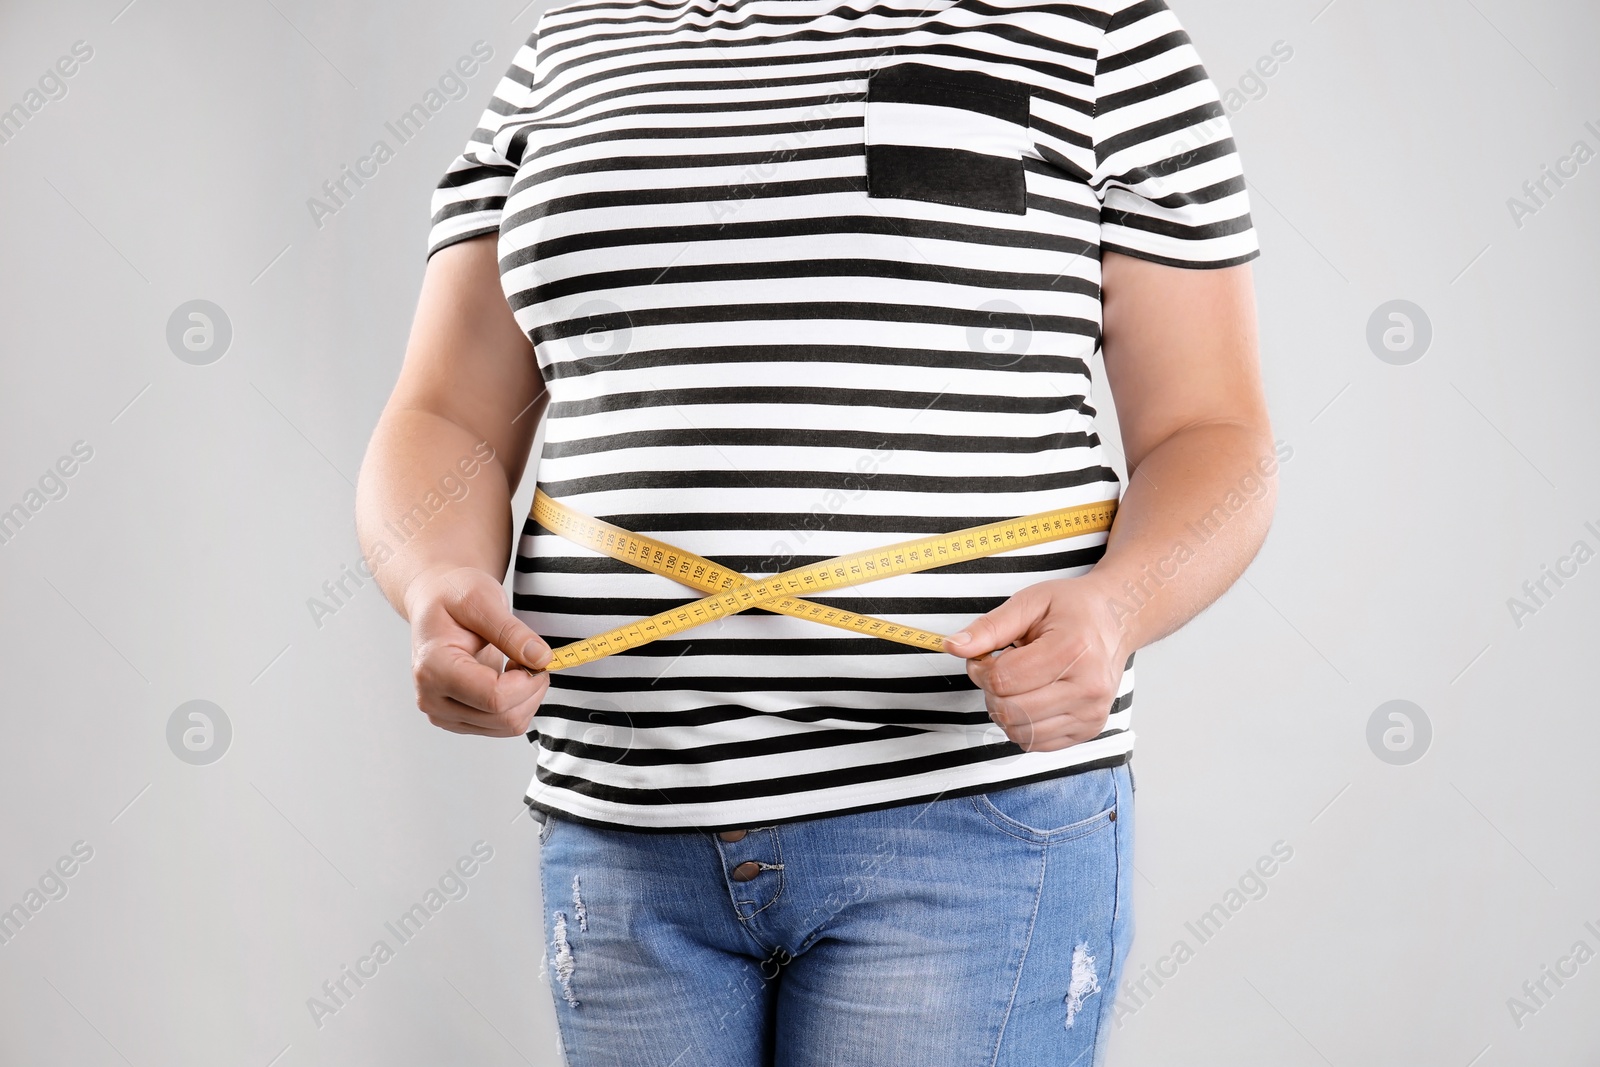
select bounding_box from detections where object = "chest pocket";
[863,62,1032,215]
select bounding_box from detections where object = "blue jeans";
[534,761,1136,1067]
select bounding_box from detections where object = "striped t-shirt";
[427,0,1260,830]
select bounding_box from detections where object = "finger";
[422,681,548,737]
[419,638,545,718]
[1017,707,1110,749]
[440,573,552,670]
[943,584,1047,659]
[425,666,550,719]
[985,697,1096,749]
[967,627,1092,697]
[984,682,1119,750]
[983,670,1117,729]
[428,713,518,738]
[1010,729,1096,754]
[474,635,541,683]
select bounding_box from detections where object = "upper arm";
[1085,0,1270,474]
[385,234,545,491]
[1100,252,1268,475]
[387,32,547,490]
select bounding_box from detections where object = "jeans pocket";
[537,808,558,846]
[970,767,1118,843]
[864,62,1030,215]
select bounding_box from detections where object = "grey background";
[1,0,1596,1063]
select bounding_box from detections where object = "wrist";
[1071,570,1143,665]
[400,561,459,621]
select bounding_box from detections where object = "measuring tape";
[514,488,1118,672]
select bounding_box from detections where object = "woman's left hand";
[943,578,1129,753]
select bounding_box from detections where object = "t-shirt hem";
[1101,241,1262,270]
[426,223,502,261]
[523,748,1134,834]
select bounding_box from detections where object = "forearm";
[1078,419,1281,660]
[354,406,518,621]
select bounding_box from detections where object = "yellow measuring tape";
[516,488,1118,672]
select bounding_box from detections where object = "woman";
[356,0,1276,1062]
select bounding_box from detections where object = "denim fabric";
[535,762,1135,1066]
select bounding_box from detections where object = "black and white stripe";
[864,62,1032,214]
[428,0,1259,830]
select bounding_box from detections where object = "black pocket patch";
[865,63,1030,215]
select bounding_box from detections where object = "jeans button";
[718,829,747,842]
[730,860,762,882]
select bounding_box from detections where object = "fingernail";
[524,640,552,669]
[948,631,970,645]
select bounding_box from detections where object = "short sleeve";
[426,29,542,260]
[1089,0,1260,268]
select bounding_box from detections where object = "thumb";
[443,570,553,670]
[943,586,1048,659]
[489,609,553,672]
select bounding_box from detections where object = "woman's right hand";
[402,564,554,737]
